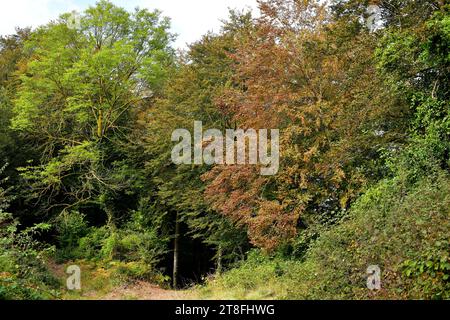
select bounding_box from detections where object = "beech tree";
[203,0,408,251]
[11,1,174,222]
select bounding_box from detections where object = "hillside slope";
[198,172,450,300]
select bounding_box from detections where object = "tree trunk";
[216,244,223,275]
[173,213,180,289]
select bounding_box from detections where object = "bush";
[0,212,59,300]
[77,226,110,260]
[59,223,167,283]
[303,171,449,299]
[200,170,450,300]
[54,211,90,260]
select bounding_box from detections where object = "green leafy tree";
[11,1,174,223]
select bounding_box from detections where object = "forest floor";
[48,260,192,300]
[91,281,189,300]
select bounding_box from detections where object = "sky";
[0,0,259,48]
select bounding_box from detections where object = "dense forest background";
[0,0,449,300]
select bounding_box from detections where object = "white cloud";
[0,0,259,48]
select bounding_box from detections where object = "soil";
[101,281,188,300]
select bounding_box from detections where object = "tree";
[375,2,449,178]
[11,1,174,224]
[203,0,409,251]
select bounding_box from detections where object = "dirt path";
[101,281,188,300]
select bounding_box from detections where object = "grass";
[51,259,183,300]
[53,260,117,300]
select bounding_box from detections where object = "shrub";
[54,211,89,260]
[77,226,110,260]
[0,212,59,300]
[301,171,450,299]
[200,170,450,300]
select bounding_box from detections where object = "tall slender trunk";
[216,244,223,275]
[173,213,180,289]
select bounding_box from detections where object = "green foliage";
[51,206,167,277]
[54,211,90,260]
[0,0,448,300]
[304,172,449,299]
[376,5,450,179]
[402,240,450,300]
[11,0,174,222]
[97,227,166,269]
[108,261,157,284]
[198,250,308,299]
[77,226,110,260]
[0,212,59,300]
[201,170,450,300]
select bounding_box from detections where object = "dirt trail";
[100,281,188,300]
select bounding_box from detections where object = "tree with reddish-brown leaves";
[203,0,408,251]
